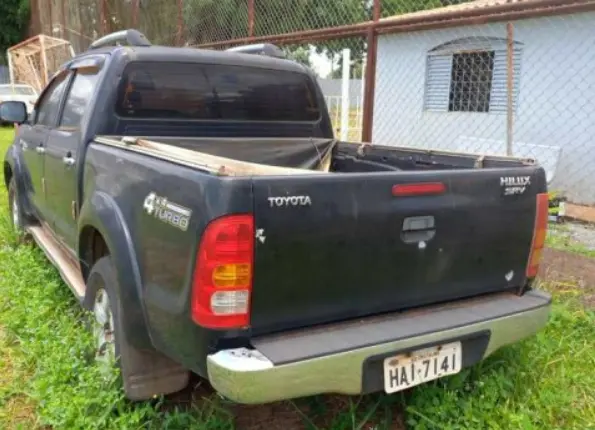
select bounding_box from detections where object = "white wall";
[373,12,595,204]
[317,78,363,101]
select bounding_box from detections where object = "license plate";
[383,341,462,393]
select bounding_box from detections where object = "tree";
[284,45,313,68]
[0,0,30,63]
[182,0,448,74]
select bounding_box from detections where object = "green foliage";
[183,0,447,65]
[284,45,313,68]
[0,0,30,61]
[404,293,595,429]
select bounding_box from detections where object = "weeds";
[547,223,595,258]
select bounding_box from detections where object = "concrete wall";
[317,78,362,101]
[373,12,595,204]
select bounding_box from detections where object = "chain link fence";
[372,5,595,205]
[30,0,595,205]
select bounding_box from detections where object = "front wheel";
[8,178,28,237]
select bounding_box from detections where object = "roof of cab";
[71,44,309,74]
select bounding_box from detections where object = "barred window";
[424,37,522,114]
[448,51,494,113]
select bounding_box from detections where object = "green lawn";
[0,127,594,429]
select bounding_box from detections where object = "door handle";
[401,216,436,244]
[62,156,75,167]
[35,145,45,154]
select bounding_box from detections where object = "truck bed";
[95,136,545,336]
[98,135,535,176]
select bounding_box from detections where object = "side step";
[27,225,86,299]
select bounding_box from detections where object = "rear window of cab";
[116,62,321,122]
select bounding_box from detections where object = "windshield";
[0,86,36,96]
[116,62,321,122]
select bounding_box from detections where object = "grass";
[546,222,595,258]
[0,126,594,429]
[328,108,362,142]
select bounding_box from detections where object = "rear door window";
[35,72,71,127]
[116,62,320,122]
[59,68,101,129]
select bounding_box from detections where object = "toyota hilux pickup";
[1,29,551,404]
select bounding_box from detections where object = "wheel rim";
[11,196,19,229]
[93,288,116,378]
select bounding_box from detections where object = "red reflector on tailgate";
[526,193,549,278]
[392,182,446,197]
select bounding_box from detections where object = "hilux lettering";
[500,176,531,187]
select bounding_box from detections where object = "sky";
[309,46,334,78]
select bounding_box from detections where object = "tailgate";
[249,167,546,334]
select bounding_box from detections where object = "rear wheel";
[87,256,190,400]
[92,288,117,378]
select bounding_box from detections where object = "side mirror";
[0,101,28,124]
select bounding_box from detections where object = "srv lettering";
[504,186,527,196]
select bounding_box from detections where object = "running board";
[27,225,86,299]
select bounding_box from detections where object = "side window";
[59,69,100,129]
[35,73,70,127]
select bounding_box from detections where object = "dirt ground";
[539,247,595,308]
[167,378,404,430]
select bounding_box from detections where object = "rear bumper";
[206,290,551,404]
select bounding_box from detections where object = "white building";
[373,0,595,204]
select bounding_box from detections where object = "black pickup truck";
[1,30,551,404]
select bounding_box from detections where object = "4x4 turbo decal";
[143,192,192,231]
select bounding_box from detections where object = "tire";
[8,178,29,239]
[87,256,190,400]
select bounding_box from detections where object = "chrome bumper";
[207,290,551,404]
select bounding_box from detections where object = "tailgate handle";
[401,216,435,244]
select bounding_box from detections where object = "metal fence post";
[362,0,381,143]
[177,0,184,45]
[133,0,140,28]
[341,48,351,141]
[506,22,515,156]
[100,0,108,35]
[248,0,255,38]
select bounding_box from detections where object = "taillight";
[526,193,549,278]
[392,182,446,197]
[191,214,254,329]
